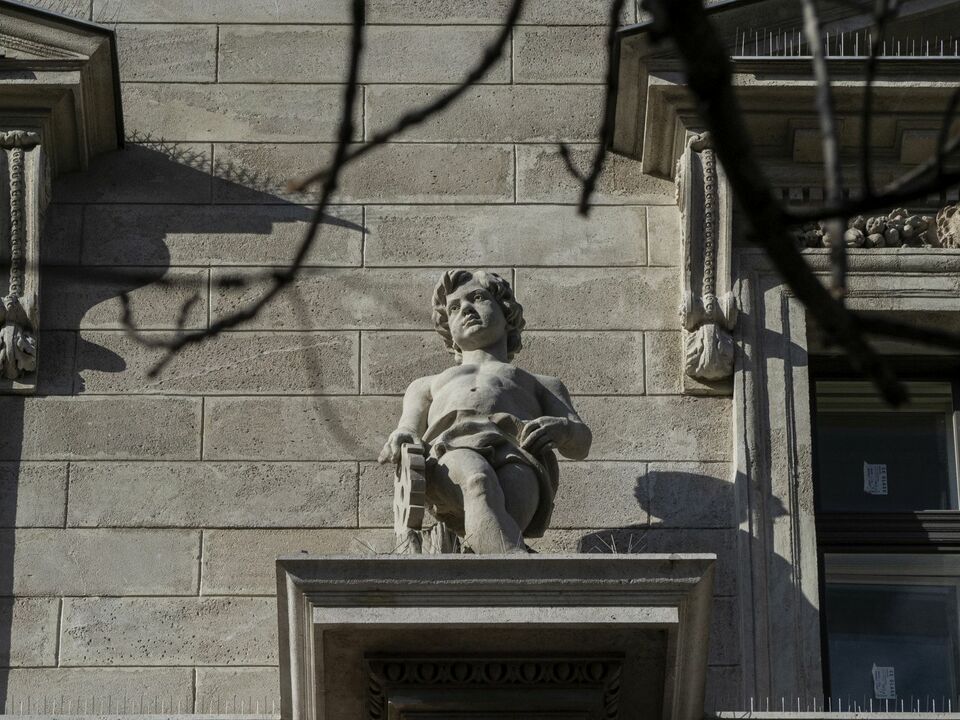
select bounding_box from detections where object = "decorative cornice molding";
[677,132,738,393]
[793,204,960,248]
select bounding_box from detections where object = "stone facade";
[0,0,739,712]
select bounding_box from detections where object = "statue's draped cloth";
[422,409,559,538]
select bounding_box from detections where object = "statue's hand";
[378,429,420,465]
[519,417,570,455]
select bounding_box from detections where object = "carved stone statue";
[379,270,592,554]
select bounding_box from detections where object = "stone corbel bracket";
[677,132,738,394]
[0,130,46,392]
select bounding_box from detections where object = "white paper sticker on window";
[864,462,888,495]
[872,664,896,699]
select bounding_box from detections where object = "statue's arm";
[523,375,592,460]
[378,376,433,465]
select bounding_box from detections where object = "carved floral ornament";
[793,204,960,249]
[0,130,43,385]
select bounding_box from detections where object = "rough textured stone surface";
[43,268,208,330]
[203,396,400,461]
[647,205,683,266]
[0,529,199,595]
[68,462,358,528]
[76,331,359,394]
[116,24,217,82]
[366,85,603,142]
[1,668,194,711]
[219,26,509,83]
[514,27,605,83]
[0,462,67,527]
[708,597,739,666]
[213,143,513,204]
[82,204,362,266]
[54,143,212,204]
[516,144,674,204]
[576,396,730,461]
[195,668,280,713]
[360,330,643,395]
[2,397,201,460]
[201,529,395,594]
[646,462,735,528]
[644,331,716,395]
[366,0,634,24]
[704,665,743,713]
[364,205,646,266]
[211,268,504,330]
[124,84,359,142]
[93,0,349,22]
[358,462,395,527]
[0,599,59,667]
[60,597,278,666]
[550,462,649,528]
[42,204,82,266]
[517,268,679,330]
[35,331,76,395]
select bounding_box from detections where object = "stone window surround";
[731,246,960,701]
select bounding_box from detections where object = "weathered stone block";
[1,668,193,712]
[36,331,76,395]
[520,331,645,394]
[516,144,674,204]
[364,205,646,266]
[708,597,739,666]
[644,331,716,395]
[517,267,679,330]
[203,396,400,461]
[213,143,514,204]
[43,268,208,330]
[647,205,683,266]
[366,0,634,24]
[220,26,509,84]
[2,396,201,460]
[514,27,605,83]
[82,204,362,266]
[60,597,278,666]
[116,24,217,82]
[93,0,350,22]
[0,598,59,667]
[201,529,396,594]
[211,268,487,330]
[123,84,360,142]
[366,85,603,142]
[0,462,68,528]
[645,462,735,528]
[358,462,394,527]
[576,396,730,461]
[42,204,82,266]
[76,331,359,394]
[195,668,280,713]
[68,462,357,528]
[360,332,451,395]
[551,462,648,528]
[0,529,199,595]
[54,143,213,204]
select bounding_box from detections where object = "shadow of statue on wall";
[0,133,365,709]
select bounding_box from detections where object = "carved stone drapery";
[676,132,738,393]
[0,130,47,392]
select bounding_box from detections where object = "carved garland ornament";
[1,130,41,383]
[793,204,960,248]
[677,132,738,386]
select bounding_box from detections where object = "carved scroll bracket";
[1,129,47,392]
[676,132,738,394]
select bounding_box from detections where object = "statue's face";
[445,278,507,352]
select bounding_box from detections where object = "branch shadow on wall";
[576,467,817,713]
[0,135,365,710]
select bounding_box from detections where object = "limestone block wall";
[2,0,737,711]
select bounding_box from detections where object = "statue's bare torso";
[425,362,551,425]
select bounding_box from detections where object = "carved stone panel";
[677,132,737,394]
[0,130,47,392]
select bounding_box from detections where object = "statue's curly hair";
[432,270,525,362]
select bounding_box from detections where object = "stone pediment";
[612,0,960,177]
[0,0,123,175]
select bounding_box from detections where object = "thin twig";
[558,0,627,215]
[287,0,526,193]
